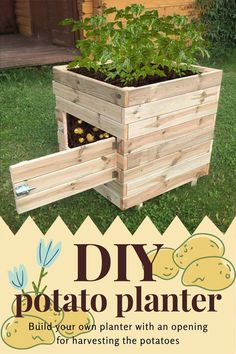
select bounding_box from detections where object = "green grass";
[0,52,236,234]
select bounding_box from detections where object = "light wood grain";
[14,154,116,195]
[123,86,220,123]
[120,140,212,182]
[15,168,116,214]
[126,127,214,169]
[94,184,121,208]
[122,164,209,209]
[53,81,123,123]
[56,96,127,139]
[126,152,211,195]
[120,114,215,155]
[128,101,218,138]
[126,69,222,107]
[10,137,116,183]
[53,65,128,107]
[56,110,68,150]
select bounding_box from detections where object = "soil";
[69,66,196,88]
[67,114,112,148]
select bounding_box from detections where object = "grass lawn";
[0,51,236,234]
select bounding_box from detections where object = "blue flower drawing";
[37,239,62,268]
[8,265,28,290]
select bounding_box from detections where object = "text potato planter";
[10,65,222,213]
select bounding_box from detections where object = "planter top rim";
[53,64,222,92]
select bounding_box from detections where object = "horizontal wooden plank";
[53,65,128,107]
[17,24,32,36]
[126,69,222,107]
[120,114,215,155]
[103,0,195,8]
[53,81,123,123]
[56,96,127,139]
[124,126,214,169]
[10,137,116,183]
[82,1,93,14]
[15,2,30,12]
[15,168,116,214]
[119,140,212,183]
[14,154,116,195]
[103,179,126,196]
[15,7,31,16]
[123,86,220,123]
[128,101,218,138]
[122,164,209,210]
[16,17,31,27]
[94,184,121,208]
[126,152,211,195]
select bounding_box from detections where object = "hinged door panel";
[10,138,117,214]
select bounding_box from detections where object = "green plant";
[62,4,208,85]
[196,0,236,49]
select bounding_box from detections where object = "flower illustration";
[8,265,28,291]
[37,239,61,268]
[32,239,62,294]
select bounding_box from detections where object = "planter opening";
[66,114,113,149]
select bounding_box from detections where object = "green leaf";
[63,4,209,84]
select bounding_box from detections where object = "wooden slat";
[122,164,209,210]
[125,69,222,107]
[53,65,128,107]
[82,2,93,14]
[0,35,75,69]
[93,0,103,14]
[15,168,116,214]
[128,101,218,138]
[10,137,116,183]
[124,126,214,169]
[103,0,195,8]
[15,2,30,12]
[120,114,215,155]
[14,154,116,195]
[57,121,67,151]
[123,86,220,123]
[56,96,127,139]
[94,184,121,208]
[53,81,123,123]
[119,140,212,183]
[16,17,31,27]
[126,152,211,195]
[103,180,126,196]
[56,110,68,150]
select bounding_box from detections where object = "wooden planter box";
[10,65,222,213]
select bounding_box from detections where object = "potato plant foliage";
[62,4,208,84]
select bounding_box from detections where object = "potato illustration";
[12,293,63,327]
[59,308,94,338]
[182,256,236,291]
[1,315,55,349]
[173,233,225,269]
[147,247,179,280]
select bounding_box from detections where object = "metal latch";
[15,184,35,197]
